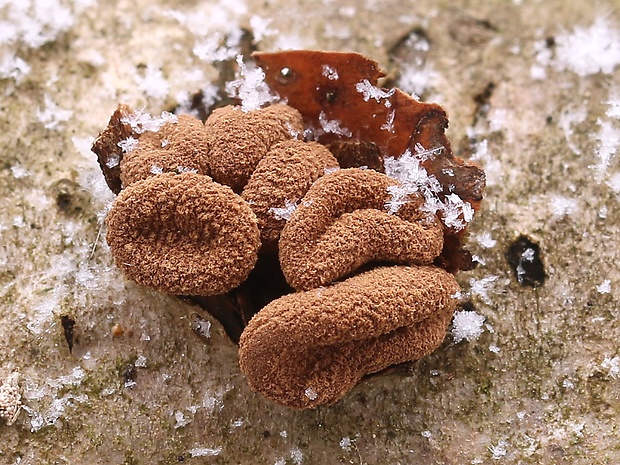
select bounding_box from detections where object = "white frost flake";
[249,15,276,42]
[488,439,508,460]
[321,64,339,80]
[602,356,619,378]
[451,310,486,343]
[269,199,297,221]
[121,109,178,135]
[318,111,352,137]
[384,148,474,230]
[304,387,318,401]
[355,79,395,107]
[290,447,303,465]
[477,232,497,249]
[469,275,499,304]
[117,136,139,154]
[596,279,611,294]
[225,55,279,112]
[189,446,222,457]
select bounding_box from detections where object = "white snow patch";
[290,447,303,465]
[339,437,352,450]
[592,119,620,180]
[489,344,501,353]
[135,65,170,100]
[452,310,486,343]
[384,147,474,230]
[174,410,192,428]
[553,16,620,76]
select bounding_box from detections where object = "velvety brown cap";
[120,114,210,187]
[279,168,444,290]
[204,104,304,191]
[238,265,460,408]
[105,172,260,296]
[241,140,339,250]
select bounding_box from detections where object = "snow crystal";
[150,165,164,175]
[398,63,437,97]
[318,111,352,137]
[477,232,497,249]
[36,95,73,130]
[117,136,139,154]
[269,199,297,221]
[135,65,170,100]
[249,15,276,43]
[470,139,502,187]
[10,164,30,179]
[592,119,620,180]
[225,55,279,112]
[452,310,486,343]
[563,379,575,389]
[0,0,95,81]
[608,172,620,195]
[134,355,147,368]
[421,430,432,438]
[121,109,178,135]
[339,437,352,450]
[489,344,501,353]
[383,147,473,228]
[488,439,508,460]
[381,110,396,133]
[174,410,192,428]
[355,79,395,106]
[290,447,303,465]
[606,90,620,119]
[469,275,499,305]
[596,279,611,294]
[192,314,212,339]
[601,356,619,378]
[304,387,318,400]
[105,154,120,169]
[549,195,579,218]
[0,55,31,82]
[553,16,620,76]
[189,446,222,457]
[321,64,339,80]
[442,193,475,231]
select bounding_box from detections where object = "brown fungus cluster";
[92,50,486,409]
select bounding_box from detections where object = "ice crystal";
[225,55,279,112]
[318,111,352,137]
[269,199,297,221]
[452,310,486,343]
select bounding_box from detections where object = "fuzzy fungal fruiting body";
[238,266,459,409]
[94,51,484,410]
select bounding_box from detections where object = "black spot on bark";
[60,315,75,353]
[505,235,546,287]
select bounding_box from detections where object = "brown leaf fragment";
[253,49,485,212]
[91,104,136,194]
